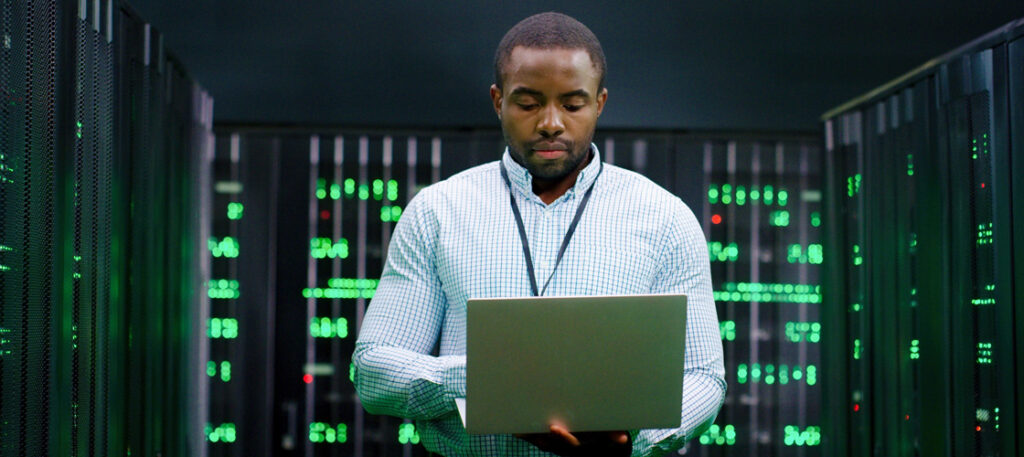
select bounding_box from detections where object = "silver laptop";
[465,294,687,435]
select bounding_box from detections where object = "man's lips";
[531,142,568,159]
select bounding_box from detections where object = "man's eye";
[518,104,538,111]
[564,105,584,112]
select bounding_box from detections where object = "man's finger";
[549,424,581,446]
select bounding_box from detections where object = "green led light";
[853,339,862,360]
[721,194,732,205]
[221,361,231,382]
[208,236,240,258]
[310,317,348,338]
[398,423,421,445]
[720,320,736,341]
[349,362,355,382]
[777,190,788,206]
[227,202,244,220]
[205,423,236,443]
[208,279,240,299]
[737,363,748,384]
[810,211,821,227]
[208,318,238,339]
[316,178,327,200]
[769,210,789,227]
[763,185,774,205]
[785,322,821,343]
[310,237,349,259]
[708,241,739,262]
[716,282,821,304]
[358,184,369,200]
[708,185,719,204]
[698,424,736,446]
[750,189,760,200]
[330,183,341,200]
[303,278,379,300]
[387,180,399,201]
[976,342,993,364]
[807,365,817,385]
[344,178,356,196]
[852,244,863,266]
[909,339,920,360]
[309,422,348,444]
[381,205,403,222]
[847,174,862,197]
[907,154,914,176]
[783,426,820,446]
[372,179,384,200]
[736,186,746,206]
[976,222,993,246]
[778,364,790,385]
[76,121,82,138]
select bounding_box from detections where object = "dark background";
[129,1,1024,130]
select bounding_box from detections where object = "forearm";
[352,342,466,420]
[631,370,726,457]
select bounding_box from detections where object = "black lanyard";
[499,156,603,296]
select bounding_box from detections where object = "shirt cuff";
[441,354,467,404]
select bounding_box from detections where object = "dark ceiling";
[129,1,1024,131]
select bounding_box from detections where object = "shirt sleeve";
[631,201,726,457]
[352,190,466,420]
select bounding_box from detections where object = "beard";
[504,132,594,180]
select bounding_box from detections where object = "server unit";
[0,1,212,456]
[821,17,1024,457]
[209,127,823,457]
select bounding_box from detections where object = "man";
[353,12,725,457]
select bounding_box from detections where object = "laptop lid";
[465,294,687,435]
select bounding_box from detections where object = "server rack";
[821,17,1024,457]
[210,126,824,457]
[0,1,212,456]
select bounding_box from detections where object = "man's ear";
[490,84,503,119]
[595,87,608,117]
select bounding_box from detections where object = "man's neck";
[532,152,593,205]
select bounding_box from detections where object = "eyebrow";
[509,87,591,99]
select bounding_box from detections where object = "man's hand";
[517,424,631,457]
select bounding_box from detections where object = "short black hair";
[493,12,607,92]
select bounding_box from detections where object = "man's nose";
[537,104,565,138]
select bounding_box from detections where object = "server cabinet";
[822,17,1024,457]
[0,1,212,456]
[211,127,823,457]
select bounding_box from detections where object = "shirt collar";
[501,143,603,201]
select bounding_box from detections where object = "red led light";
[853,403,860,412]
[976,425,982,432]
[320,210,330,220]
[303,374,313,384]
[712,214,722,225]
[981,183,986,188]
[905,415,910,421]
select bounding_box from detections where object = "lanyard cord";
[499,156,603,296]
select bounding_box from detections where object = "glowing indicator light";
[811,212,821,227]
[381,205,403,222]
[320,210,330,220]
[310,238,349,259]
[708,242,738,262]
[698,424,736,446]
[208,237,239,258]
[303,374,313,384]
[309,423,348,443]
[205,423,237,443]
[720,321,736,341]
[316,178,327,200]
[398,423,421,444]
[854,403,860,412]
[227,202,243,220]
[310,317,348,338]
[711,214,722,225]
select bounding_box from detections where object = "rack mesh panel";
[0,1,212,456]
[822,18,1023,457]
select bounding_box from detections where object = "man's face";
[490,47,607,180]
